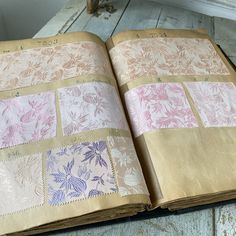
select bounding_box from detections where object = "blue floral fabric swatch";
[47,140,117,205]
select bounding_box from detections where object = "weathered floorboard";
[113,0,162,35]
[157,4,214,37]
[34,0,86,38]
[214,17,236,41]
[67,0,129,41]
[213,17,236,65]
[49,209,213,236]
[215,204,236,236]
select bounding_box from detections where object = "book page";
[0,32,150,235]
[107,28,236,209]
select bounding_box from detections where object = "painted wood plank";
[34,0,86,38]
[228,56,236,66]
[49,209,213,236]
[157,4,214,37]
[215,203,236,236]
[113,0,162,35]
[213,17,236,66]
[214,17,236,41]
[67,0,129,41]
[216,40,236,58]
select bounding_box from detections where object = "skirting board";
[151,0,236,20]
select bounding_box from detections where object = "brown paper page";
[0,32,150,235]
[107,28,236,209]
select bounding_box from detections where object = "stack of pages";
[0,28,235,235]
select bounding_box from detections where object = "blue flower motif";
[68,176,87,198]
[92,175,105,185]
[69,143,84,154]
[50,190,65,205]
[82,141,107,168]
[51,159,74,192]
[88,189,104,197]
[77,165,87,177]
[56,147,69,156]
[47,150,58,172]
[48,141,116,205]
[50,159,87,198]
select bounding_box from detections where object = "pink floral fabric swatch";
[107,136,149,196]
[0,153,44,216]
[0,42,113,91]
[58,82,128,136]
[47,141,117,205]
[110,38,229,85]
[125,83,198,137]
[185,82,236,127]
[0,92,56,148]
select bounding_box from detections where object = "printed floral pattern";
[185,82,236,127]
[125,83,198,137]
[110,38,229,85]
[0,92,56,148]
[0,153,44,216]
[58,82,128,136]
[107,136,149,196]
[0,42,113,91]
[47,141,117,205]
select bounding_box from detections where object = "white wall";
[152,0,236,20]
[208,0,236,8]
[0,0,67,40]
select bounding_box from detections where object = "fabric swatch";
[58,82,128,136]
[0,42,113,91]
[0,153,44,216]
[0,92,56,149]
[185,82,236,127]
[125,83,198,137]
[110,38,229,85]
[107,136,149,196]
[47,141,117,205]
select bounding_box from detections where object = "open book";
[0,28,235,235]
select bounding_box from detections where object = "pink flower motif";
[0,42,113,91]
[110,38,229,86]
[125,83,198,137]
[185,82,236,127]
[58,82,128,136]
[2,124,22,147]
[0,92,57,148]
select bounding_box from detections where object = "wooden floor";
[36,1,236,235]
